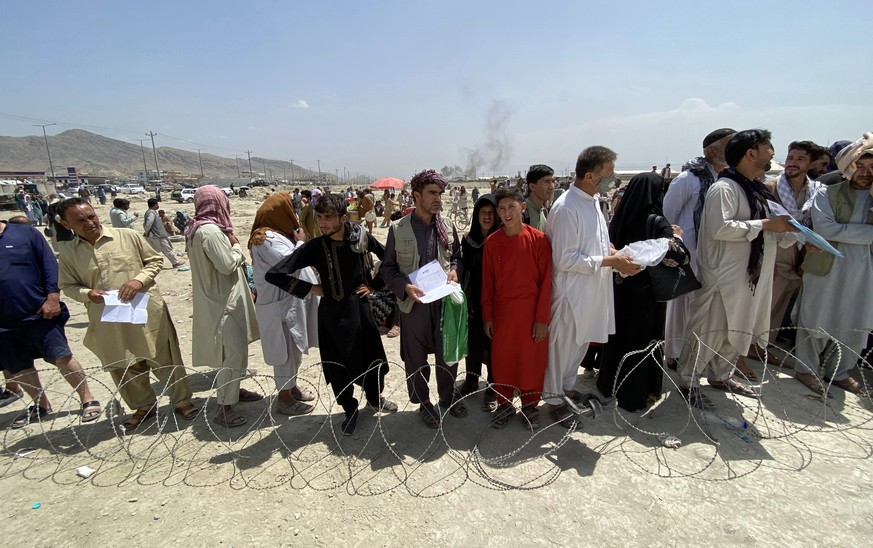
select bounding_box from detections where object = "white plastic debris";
[658,434,682,449]
[76,466,96,478]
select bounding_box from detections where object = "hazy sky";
[3,0,871,179]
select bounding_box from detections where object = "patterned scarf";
[689,156,717,245]
[775,174,817,227]
[718,168,777,292]
[185,186,234,242]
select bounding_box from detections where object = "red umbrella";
[370,177,405,190]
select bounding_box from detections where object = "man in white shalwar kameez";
[662,128,734,365]
[545,146,642,426]
[678,130,798,409]
[249,192,319,415]
[794,135,873,395]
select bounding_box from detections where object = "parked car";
[120,183,145,195]
[249,179,269,187]
[174,188,197,203]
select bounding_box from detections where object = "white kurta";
[544,186,615,404]
[795,188,873,379]
[251,231,319,388]
[679,178,791,383]
[546,185,615,346]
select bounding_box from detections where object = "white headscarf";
[836,132,873,180]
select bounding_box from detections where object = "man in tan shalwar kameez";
[57,198,199,431]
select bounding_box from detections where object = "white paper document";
[408,259,456,304]
[100,290,149,324]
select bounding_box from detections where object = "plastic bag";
[616,238,670,266]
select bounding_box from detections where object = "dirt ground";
[2,188,872,547]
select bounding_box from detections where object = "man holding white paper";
[57,198,199,431]
[381,170,465,428]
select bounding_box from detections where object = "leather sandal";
[123,405,157,431]
[174,402,200,420]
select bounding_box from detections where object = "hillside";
[0,129,323,182]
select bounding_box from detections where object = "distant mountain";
[0,129,331,182]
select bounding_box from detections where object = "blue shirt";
[0,222,59,328]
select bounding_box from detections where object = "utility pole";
[263,160,268,182]
[146,131,161,183]
[34,123,57,180]
[282,165,286,181]
[289,158,294,182]
[343,167,346,183]
[317,160,321,184]
[137,140,149,183]
[245,150,253,180]
[235,155,241,177]
[196,149,204,178]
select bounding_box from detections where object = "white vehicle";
[120,183,145,195]
[177,188,197,203]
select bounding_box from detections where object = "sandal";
[123,406,157,431]
[440,396,468,418]
[276,400,315,416]
[521,405,540,430]
[481,389,498,412]
[708,378,759,399]
[795,372,827,396]
[490,403,515,429]
[291,386,315,402]
[11,405,52,429]
[550,405,578,428]
[827,377,863,395]
[679,387,715,410]
[734,356,759,381]
[213,408,247,428]
[419,403,440,429]
[174,402,200,420]
[238,388,264,402]
[81,400,102,423]
[386,326,400,338]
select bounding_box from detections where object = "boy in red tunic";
[482,188,552,429]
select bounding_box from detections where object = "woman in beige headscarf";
[248,193,318,415]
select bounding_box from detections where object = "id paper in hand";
[100,290,149,324]
[408,259,456,303]
[767,200,844,258]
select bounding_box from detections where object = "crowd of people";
[1,129,871,436]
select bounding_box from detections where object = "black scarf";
[689,157,716,245]
[717,167,777,292]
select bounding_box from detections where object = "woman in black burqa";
[597,172,690,412]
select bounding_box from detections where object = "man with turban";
[381,170,466,428]
[794,133,873,394]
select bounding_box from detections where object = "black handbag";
[645,214,701,302]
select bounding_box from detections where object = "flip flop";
[12,405,52,429]
[81,400,102,423]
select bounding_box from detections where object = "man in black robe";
[265,194,397,435]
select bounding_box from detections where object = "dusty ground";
[2,188,872,547]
